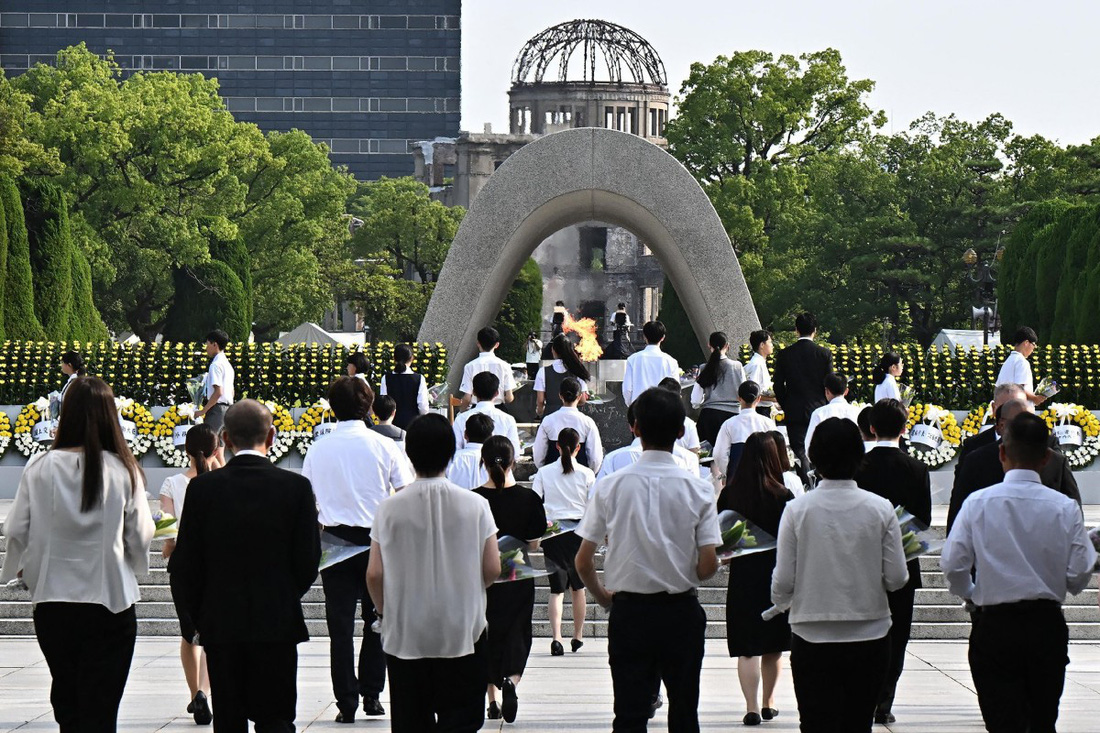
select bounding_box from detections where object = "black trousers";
[526,362,539,380]
[790,633,890,733]
[697,408,735,448]
[785,422,811,484]
[878,569,918,714]
[386,635,487,733]
[607,592,706,733]
[969,601,1068,733]
[320,534,385,715]
[205,642,298,733]
[33,602,137,733]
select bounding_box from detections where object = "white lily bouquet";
[427,381,450,413]
[895,507,942,562]
[898,383,916,408]
[1036,376,1060,399]
[152,511,178,540]
[319,531,371,572]
[716,510,777,561]
[496,535,552,584]
[187,375,206,407]
[47,391,62,420]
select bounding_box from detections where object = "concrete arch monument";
[418,127,760,390]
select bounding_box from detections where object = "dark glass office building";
[0,1,461,180]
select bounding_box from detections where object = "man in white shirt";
[942,412,1096,733]
[576,387,721,731]
[658,378,701,452]
[195,329,235,460]
[804,372,860,457]
[995,326,1046,406]
[598,402,699,480]
[712,381,776,479]
[447,413,492,489]
[744,329,775,416]
[459,327,517,408]
[302,377,414,723]
[621,321,680,406]
[453,372,521,455]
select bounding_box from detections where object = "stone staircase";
[1,537,1096,640]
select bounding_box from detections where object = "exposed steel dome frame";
[511,19,667,87]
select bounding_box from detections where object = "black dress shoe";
[649,694,663,719]
[501,678,519,723]
[487,701,502,720]
[874,711,896,724]
[571,639,584,653]
[761,707,779,721]
[743,712,762,726]
[363,696,385,716]
[191,691,212,726]
[335,711,354,724]
[550,640,564,656]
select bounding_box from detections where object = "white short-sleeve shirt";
[532,406,604,474]
[453,402,521,455]
[371,477,498,659]
[446,444,489,490]
[460,352,517,404]
[621,345,680,405]
[874,373,902,403]
[578,451,721,594]
[744,352,772,394]
[158,473,192,526]
[995,350,1033,394]
[532,458,595,521]
[533,360,588,395]
[206,352,235,404]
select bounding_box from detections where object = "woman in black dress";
[474,436,547,724]
[718,431,795,726]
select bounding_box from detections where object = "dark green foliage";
[998,200,1072,335]
[21,179,74,339]
[0,177,43,339]
[0,194,6,340]
[1053,210,1098,343]
[494,258,542,363]
[207,226,253,333]
[1074,208,1100,343]
[656,276,705,369]
[69,247,109,341]
[162,261,250,342]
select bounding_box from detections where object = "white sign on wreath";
[32,419,57,443]
[173,424,193,447]
[1053,424,1085,447]
[910,423,944,450]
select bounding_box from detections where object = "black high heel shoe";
[762,707,779,720]
[487,701,502,720]
[550,640,564,656]
[571,639,584,653]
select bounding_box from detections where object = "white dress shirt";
[453,402,521,455]
[678,417,701,452]
[371,477,497,659]
[0,451,154,614]
[532,360,588,395]
[942,469,1095,607]
[744,352,773,394]
[159,473,192,526]
[874,373,902,403]
[621,345,680,405]
[532,458,595,521]
[712,410,777,477]
[302,420,414,528]
[379,369,430,414]
[596,438,699,481]
[995,351,1034,394]
[532,406,604,474]
[782,471,804,497]
[206,351,235,404]
[804,396,862,456]
[460,351,517,404]
[446,443,489,489]
[578,451,721,594]
[771,479,908,642]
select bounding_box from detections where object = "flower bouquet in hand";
[716,510,777,561]
[541,519,579,541]
[152,511,178,540]
[895,506,942,562]
[1036,376,1060,400]
[899,383,917,408]
[319,531,371,572]
[495,536,552,584]
[187,375,206,407]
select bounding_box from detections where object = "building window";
[580,227,608,271]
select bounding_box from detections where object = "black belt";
[615,589,698,601]
[977,599,1060,616]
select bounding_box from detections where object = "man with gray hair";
[170,399,321,732]
[948,397,1080,532]
[956,383,1026,467]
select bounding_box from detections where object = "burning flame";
[562,312,604,362]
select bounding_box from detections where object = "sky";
[460,0,1100,146]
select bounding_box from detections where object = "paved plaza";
[1,637,1098,731]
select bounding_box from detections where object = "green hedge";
[1,177,43,340]
[737,342,1100,407]
[0,340,448,406]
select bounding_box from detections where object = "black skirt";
[485,579,535,682]
[725,549,791,657]
[698,407,737,447]
[541,531,585,594]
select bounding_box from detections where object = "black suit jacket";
[946,440,1081,534]
[854,446,932,590]
[168,455,321,645]
[772,339,833,426]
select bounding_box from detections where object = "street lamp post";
[962,246,1004,346]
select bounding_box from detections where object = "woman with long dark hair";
[532,427,593,657]
[1,377,153,731]
[379,343,430,429]
[691,331,746,446]
[718,432,795,726]
[872,352,904,403]
[474,436,547,723]
[160,423,218,725]
[535,334,591,417]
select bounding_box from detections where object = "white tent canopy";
[931,329,1000,353]
[276,322,340,346]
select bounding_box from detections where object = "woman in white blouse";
[58,350,85,404]
[531,427,595,656]
[1,377,154,731]
[771,417,908,731]
[872,352,904,404]
[160,423,218,726]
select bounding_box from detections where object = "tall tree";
[21,179,75,339]
[0,177,43,340]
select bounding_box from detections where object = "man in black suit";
[169,400,321,732]
[854,398,932,726]
[772,312,833,482]
[948,399,1080,533]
